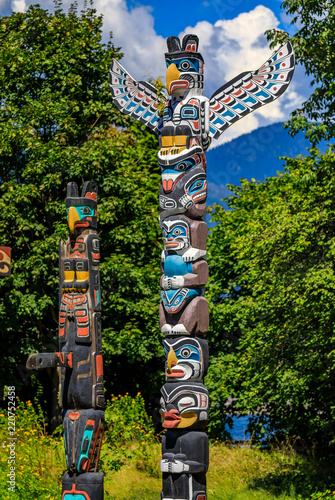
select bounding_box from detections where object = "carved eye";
[179,60,191,71]
[178,397,195,411]
[192,181,203,190]
[176,345,200,361]
[162,229,168,237]
[82,206,90,215]
[175,162,187,171]
[172,228,182,236]
[180,348,191,358]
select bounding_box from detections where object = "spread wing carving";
[109,59,167,135]
[208,42,295,139]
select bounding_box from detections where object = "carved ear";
[182,34,199,53]
[81,181,98,201]
[67,182,79,198]
[167,36,181,53]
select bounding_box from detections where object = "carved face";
[66,181,98,234]
[161,288,201,315]
[162,219,190,252]
[66,205,96,233]
[159,168,207,218]
[184,174,207,205]
[165,57,203,96]
[159,152,206,198]
[160,382,209,430]
[165,34,204,97]
[165,35,204,97]
[164,337,209,382]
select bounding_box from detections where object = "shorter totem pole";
[27,181,105,500]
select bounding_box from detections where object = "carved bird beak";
[166,63,180,95]
[67,206,80,234]
[167,349,178,373]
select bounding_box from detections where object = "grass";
[102,442,330,500]
[1,398,335,500]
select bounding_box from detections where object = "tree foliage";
[207,148,335,447]
[0,3,163,409]
[207,2,335,448]
[266,0,335,145]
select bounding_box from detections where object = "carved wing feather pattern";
[208,42,295,139]
[109,59,166,135]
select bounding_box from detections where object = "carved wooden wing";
[109,58,166,135]
[208,42,295,139]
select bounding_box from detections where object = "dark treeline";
[0,0,335,452]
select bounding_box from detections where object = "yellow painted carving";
[161,136,174,147]
[175,411,198,428]
[76,271,89,281]
[174,136,187,146]
[166,63,180,95]
[159,135,188,156]
[67,206,80,234]
[167,350,178,373]
[63,270,75,282]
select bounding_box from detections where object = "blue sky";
[126,0,291,37]
[2,0,309,146]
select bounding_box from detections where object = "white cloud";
[180,5,281,95]
[0,1,309,145]
[100,3,307,147]
[96,0,167,81]
[11,0,26,12]
[177,5,307,148]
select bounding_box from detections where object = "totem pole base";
[62,471,104,500]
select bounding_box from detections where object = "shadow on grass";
[248,460,335,498]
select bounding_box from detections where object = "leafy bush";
[102,392,159,477]
[0,399,64,500]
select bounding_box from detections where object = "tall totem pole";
[109,34,294,500]
[27,181,105,500]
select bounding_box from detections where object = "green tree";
[0,3,163,417]
[266,0,335,145]
[207,149,335,447]
[206,1,335,449]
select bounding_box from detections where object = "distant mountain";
[205,122,332,206]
